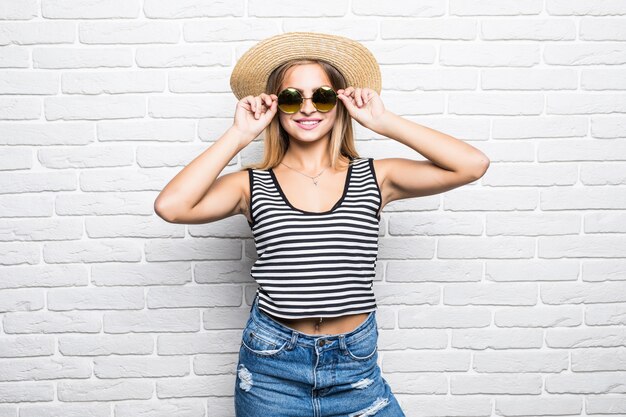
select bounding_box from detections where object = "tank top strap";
[365,157,383,220]
[246,167,255,227]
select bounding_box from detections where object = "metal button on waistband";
[319,339,327,346]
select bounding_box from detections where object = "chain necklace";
[279,159,354,186]
[279,161,329,186]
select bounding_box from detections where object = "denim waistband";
[248,294,377,349]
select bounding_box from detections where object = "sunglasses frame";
[276,85,338,114]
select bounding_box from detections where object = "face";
[277,63,338,143]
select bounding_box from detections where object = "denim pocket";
[344,326,378,361]
[240,320,289,358]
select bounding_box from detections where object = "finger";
[255,97,263,118]
[248,97,256,114]
[261,98,276,117]
[362,89,369,106]
[355,88,363,106]
[264,102,275,116]
[338,93,353,109]
[260,93,271,107]
[243,97,253,112]
[244,96,254,112]
[261,97,271,113]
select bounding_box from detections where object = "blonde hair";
[241,59,360,172]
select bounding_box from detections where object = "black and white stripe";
[247,156,382,319]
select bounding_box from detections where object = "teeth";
[298,121,320,125]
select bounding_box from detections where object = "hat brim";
[229,32,381,101]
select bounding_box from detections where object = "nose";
[300,97,317,114]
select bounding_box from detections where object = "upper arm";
[165,169,251,225]
[374,157,486,205]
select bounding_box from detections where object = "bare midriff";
[263,310,371,336]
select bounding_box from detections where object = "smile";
[295,120,321,129]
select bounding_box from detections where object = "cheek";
[278,114,291,128]
[325,111,338,126]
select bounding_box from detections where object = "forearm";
[154,126,255,220]
[368,110,490,174]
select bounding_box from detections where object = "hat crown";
[230,32,381,101]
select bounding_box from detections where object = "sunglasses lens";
[277,88,302,114]
[312,86,337,112]
[276,86,338,114]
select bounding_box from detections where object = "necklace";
[279,158,354,186]
[279,161,329,186]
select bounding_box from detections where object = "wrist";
[227,125,258,149]
[366,110,395,136]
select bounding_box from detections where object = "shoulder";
[369,157,390,185]
[239,167,254,195]
[369,158,422,198]
[369,157,421,181]
[218,168,254,214]
[351,156,373,168]
[239,166,272,198]
[231,168,254,221]
[216,167,251,191]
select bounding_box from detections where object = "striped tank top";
[246,156,382,319]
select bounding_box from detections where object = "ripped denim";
[234,295,407,417]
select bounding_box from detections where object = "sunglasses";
[276,85,338,114]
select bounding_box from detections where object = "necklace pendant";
[313,178,318,186]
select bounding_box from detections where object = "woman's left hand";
[337,87,386,130]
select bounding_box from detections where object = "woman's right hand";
[232,93,278,146]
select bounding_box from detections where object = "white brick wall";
[1,1,625,416]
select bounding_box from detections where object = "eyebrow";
[284,85,328,93]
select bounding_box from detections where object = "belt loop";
[338,334,347,354]
[288,331,299,350]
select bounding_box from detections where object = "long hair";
[241,59,360,172]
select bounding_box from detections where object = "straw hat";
[229,32,382,101]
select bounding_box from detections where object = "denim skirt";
[234,295,406,417]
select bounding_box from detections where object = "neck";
[280,136,336,171]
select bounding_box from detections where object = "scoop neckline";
[269,156,355,215]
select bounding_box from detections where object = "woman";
[155,32,489,417]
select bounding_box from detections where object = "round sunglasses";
[276,85,338,114]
